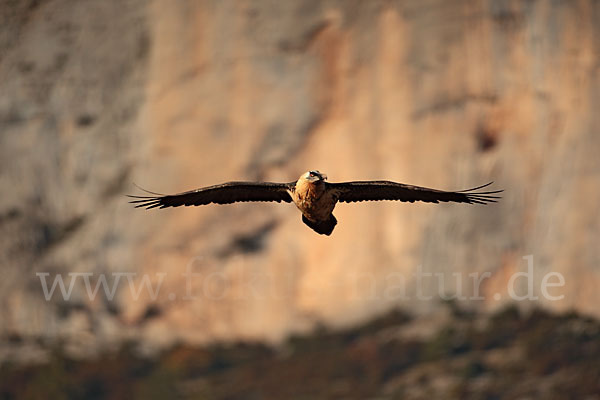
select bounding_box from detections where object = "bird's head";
[303,170,327,183]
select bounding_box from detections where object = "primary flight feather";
[129,170,502,235]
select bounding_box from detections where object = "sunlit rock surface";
[0,0,598,360]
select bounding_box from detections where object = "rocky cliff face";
[1,0,598,361]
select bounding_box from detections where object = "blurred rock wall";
[0,0,598,360]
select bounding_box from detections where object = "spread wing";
[329,181,502,205]
[128,181,295,209]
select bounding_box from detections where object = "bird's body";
[129,170,502,236]
[292,172,335,219]
[290,172,338,234]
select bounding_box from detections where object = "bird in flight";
[129,171,502,236]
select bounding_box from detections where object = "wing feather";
[128,181,295,209]
[329,181,502,205]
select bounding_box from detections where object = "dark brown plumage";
[330,181,499,205]
[129,182,294,209]
[129,170,502,235]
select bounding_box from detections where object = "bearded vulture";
[129,171,502,235]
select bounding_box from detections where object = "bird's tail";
[302,214,337,236]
